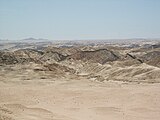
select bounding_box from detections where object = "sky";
[0,0,160,40]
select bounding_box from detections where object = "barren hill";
[67,49,120,64]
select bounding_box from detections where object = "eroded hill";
[0,41,160,83]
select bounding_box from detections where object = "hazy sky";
[0,0,160,40]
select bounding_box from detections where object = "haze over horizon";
[0,0,160,40]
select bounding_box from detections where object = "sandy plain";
[0,77,160,120]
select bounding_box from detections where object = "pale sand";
[0,79,160,120]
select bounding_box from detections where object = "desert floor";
[0,79,160,120]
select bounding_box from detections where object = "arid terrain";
[0,39,160,120]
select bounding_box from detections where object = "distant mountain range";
[22,38,49,41]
